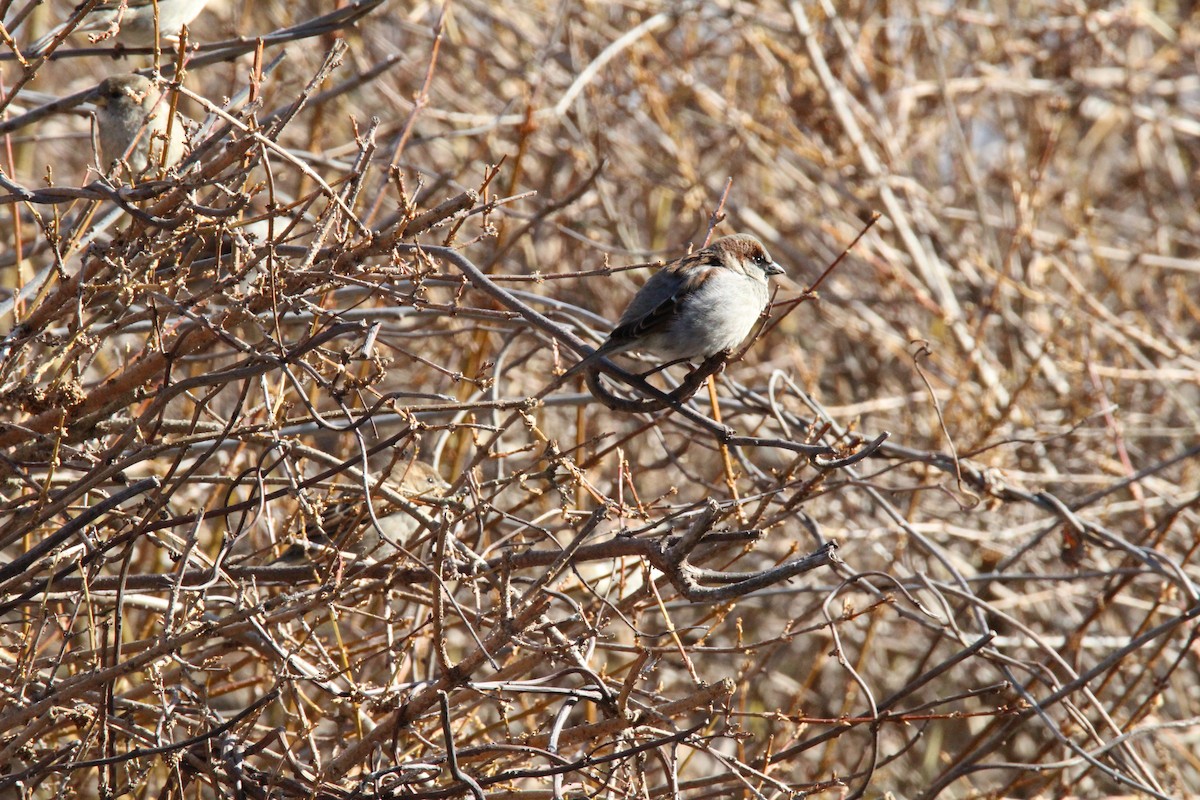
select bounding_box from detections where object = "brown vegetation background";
[1,1,1199,797]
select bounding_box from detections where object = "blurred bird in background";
[27,0,211,56]
[92,73,187,180]
[276,461,451,565]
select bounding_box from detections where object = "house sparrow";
[568,233,785,375]
[27,0,210,56]
[276,461,450,564]
[93,74,187,179]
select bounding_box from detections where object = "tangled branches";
[2,2,1200,798]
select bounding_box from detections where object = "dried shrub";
[1,2,1198,798]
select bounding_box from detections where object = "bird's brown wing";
[608,251,721,345]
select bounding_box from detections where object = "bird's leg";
[639,356,694,378]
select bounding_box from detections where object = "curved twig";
[583,350,726,413]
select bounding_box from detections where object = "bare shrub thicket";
[1,1,1198,797]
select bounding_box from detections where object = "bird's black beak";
[766,261,785,276]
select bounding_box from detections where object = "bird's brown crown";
[705,233,782,277]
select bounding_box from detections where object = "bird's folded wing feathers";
[609,288,681,343]
[610,257,719,342]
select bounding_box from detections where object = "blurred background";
[1,1,1198,797]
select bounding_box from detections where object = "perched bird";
[569,233,785,375]
[276,461,450,564]
[93,74,187,179]
[27,0,210,56]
